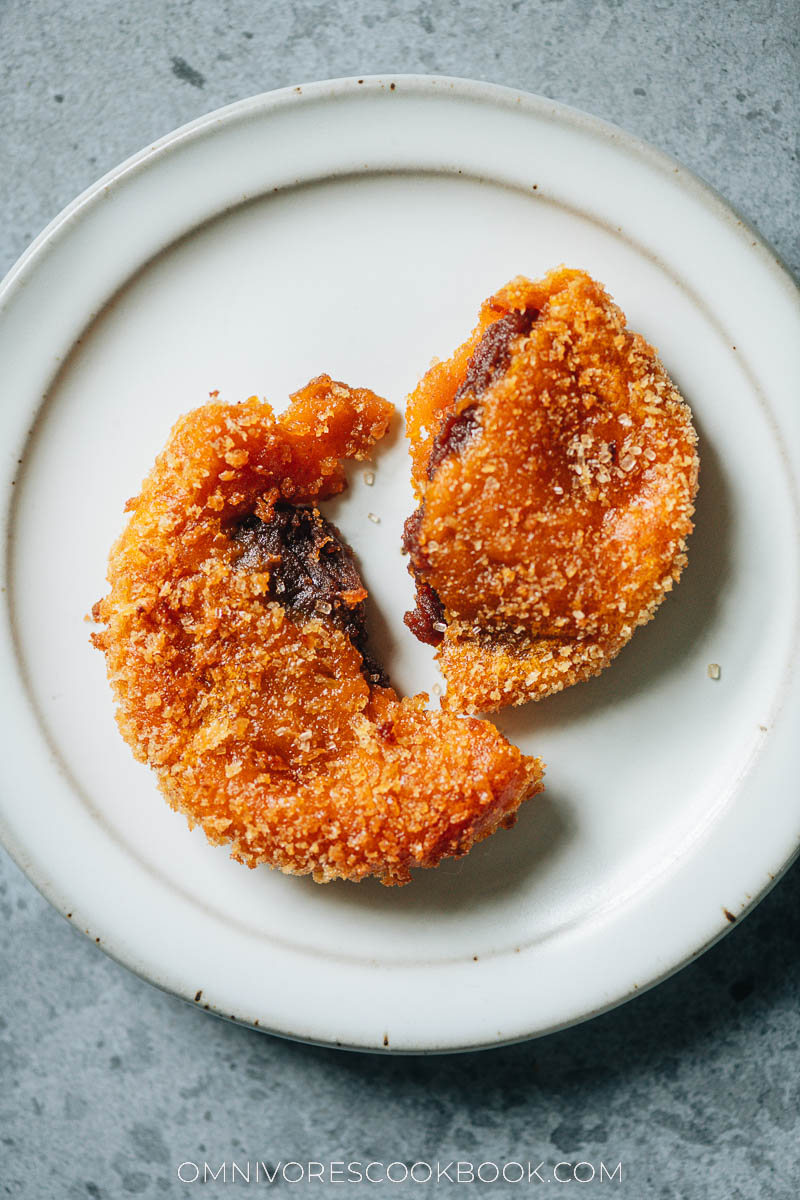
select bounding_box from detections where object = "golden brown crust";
[404,268,699,713]
[92,375,543,884]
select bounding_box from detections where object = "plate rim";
[3,74,798,315]
[1,74,799,1053]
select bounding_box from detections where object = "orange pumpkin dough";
[404,268,699,714]
[92,375,543,885]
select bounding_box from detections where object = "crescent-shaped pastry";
[92,375,543,884]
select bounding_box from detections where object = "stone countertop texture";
[0,1,798,1197]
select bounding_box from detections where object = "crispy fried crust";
[92,375,543,885]
[404,268,700,713]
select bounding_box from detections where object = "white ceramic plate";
[1,77,799,1052]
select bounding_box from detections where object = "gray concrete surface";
[1,1,798,1196]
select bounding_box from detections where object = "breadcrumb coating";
[404,268,699,713]
[92,375,543,885]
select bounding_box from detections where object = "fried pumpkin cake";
[92,375,543,885]
[404,268,699,714]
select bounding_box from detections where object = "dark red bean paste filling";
[404,579,446,647]
[405,307,539,645]
[426,308,539,480]
[231,504,388,685]
[426,407,480,480]
[401,508,445,645]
